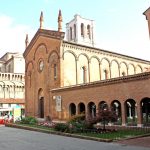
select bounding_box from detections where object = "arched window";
[81,23,84,37]
[74,24,76,39]
[87,25,91,39]
[70,27,72,40]
[54,64,57,80]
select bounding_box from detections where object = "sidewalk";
[115,136,150,148]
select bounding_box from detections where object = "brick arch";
[63,50,77,86]
[101,57,111,80]
[136,64,143,73]
[26,61,34,72]
[48,50,59,63]
[69,103,76,116]
[125,98,137,125]
[78,102,86,114]
[120,61,128,76]
[90,56,100,63]
[128,63,136,75]
[98,101,108,111]
[62,50,77,60]
[90,56,100,82]
[77,53,90,84]
[33,43,48,60]
[78,53,90,63]
[110,59,120,78]
[87,101,96,118]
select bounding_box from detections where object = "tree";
[96,108,118,130]
[86,108,118,130]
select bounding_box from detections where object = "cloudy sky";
[0,0,150,60]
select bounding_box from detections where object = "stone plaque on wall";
[56,96,62,112]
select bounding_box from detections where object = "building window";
[81,23,84,37]
[54,64,57,80]
[87,25,91,39]
[0,67,1,72]
[70,27,72,40]
[0,103,3,108]
[82,66,87,83]
[74,24,76,39]
[8,104,11,107]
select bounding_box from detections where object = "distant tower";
[143,7,150,38]
[66,14,95,47]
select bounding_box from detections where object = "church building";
[24,9,150,127]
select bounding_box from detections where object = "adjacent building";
[0,52,25,119]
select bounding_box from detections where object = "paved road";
[0,126,149,150]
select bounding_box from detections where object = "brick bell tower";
[143,7,150,38]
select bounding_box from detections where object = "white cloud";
[0,15,35,56]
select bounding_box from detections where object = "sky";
[0,0,150,60]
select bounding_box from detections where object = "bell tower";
[66,14,95,47]
[143,7,150,38]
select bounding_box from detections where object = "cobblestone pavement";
[0,126,149,150]
[114,136,150,148]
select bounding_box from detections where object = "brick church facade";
[24,8,150,127]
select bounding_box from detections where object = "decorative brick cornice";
[62,41,150,65]
[50,72,150,92]
[23,29,65,58]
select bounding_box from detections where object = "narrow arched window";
[74,24,76,39]
[81,23,84,37]
[87,25,91,39]
[70,27,72,40]
[54,64,57,80]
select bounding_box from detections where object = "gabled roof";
[23,29,65,58]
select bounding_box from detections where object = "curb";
[5,123,112,143]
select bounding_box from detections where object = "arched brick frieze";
[90,56,100,82]
[100,58,111,80]
[128,63,136,75]
[26,61,34,88]
[63,51,77,86]
[120,61,128,76]
[78,53,90,84]
[48,51,60,83]
[136,64,143,74]
[25,61,34,72]
[48,50,60,63]
[33,43,48,60]
[110,59,120,78]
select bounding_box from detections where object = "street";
[0,126,149,150]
